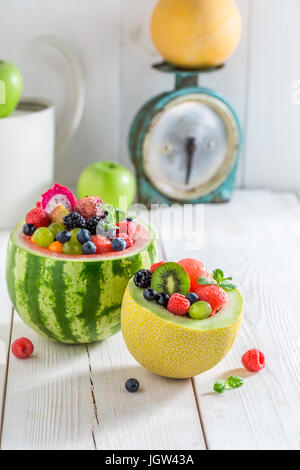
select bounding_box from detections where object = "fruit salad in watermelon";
[121,259,243,378]
[6,184,157,344]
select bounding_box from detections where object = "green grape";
[62,241,83,255]
[48,222,65,237]
[227,376,244,388]
[70,228,81,242]
[213,380,226,394]
[189,301,212,320]
[33,227,54,247]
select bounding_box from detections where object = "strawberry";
[25,207,50,228]
[167,293,190,316]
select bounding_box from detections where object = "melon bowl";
[6,220,157,344]
[121,279,243,379]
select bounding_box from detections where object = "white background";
[0,0,300,191]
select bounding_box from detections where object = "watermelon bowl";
[6,220,157,344]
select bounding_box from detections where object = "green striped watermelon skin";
[6,221,157,344]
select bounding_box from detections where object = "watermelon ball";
[56,230,72,244]
[186,292,199,305]
[48,222,65,238]
[194,284,227,315]
[189,301,212,320]
[111,238,126,251]
[62,241,83,255]
[91,235,112,254]
[125,378,140,393]
[22,223,36,236]
[11,337,34,359]
[178,258,211,292]
[33,227,55,247]
[77,229,91,245]
[82,241,97,255]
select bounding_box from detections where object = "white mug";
[0,36,85,228]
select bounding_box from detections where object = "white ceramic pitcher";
[0,36,85,228]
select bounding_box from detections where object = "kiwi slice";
[151,262,190,297]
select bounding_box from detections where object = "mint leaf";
[227,376,244,388]
[212,269,224,285]
[213,380,226,394]
[197,276,213,286]
[220,281,237,291]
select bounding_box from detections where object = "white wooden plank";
[120,0,250,188]
[87,211,205,450]
[161,191,300,449]
[0,0,121,187]
[0,231,14,440]
[1,318,97,450]
[244,0,300,191]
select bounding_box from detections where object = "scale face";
[129,63,242,206]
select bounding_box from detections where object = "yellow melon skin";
[151,0,242,69]
[121,285,243,379]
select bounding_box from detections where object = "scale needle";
[185,137,196,185]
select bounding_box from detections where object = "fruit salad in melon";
[6,184,157,344]
[121,260,243,378]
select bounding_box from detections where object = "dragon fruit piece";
[74,196,104,219]
[41,184,77,214]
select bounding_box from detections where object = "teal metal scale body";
[129,63,242,207]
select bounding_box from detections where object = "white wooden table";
[0,190,299,450]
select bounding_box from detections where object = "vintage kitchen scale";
[129,62,241,207]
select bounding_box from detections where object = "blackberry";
[86,216,101,235]
[133,269,152,288]
[64,211,86,230]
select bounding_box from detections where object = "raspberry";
[167,293,190,316]
[91,235,112,254]
[25,207,50,228]
[150,261,165,272]
[11,337,34,359]
[178,258,211,292]
[117,233,133,248]
[194,284,227,315]
[117,220,136,238]
[242,349,265,372]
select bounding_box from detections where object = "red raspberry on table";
[150,261,165,272]
[167,293,190,316]
[25,207,50,228]
[11,337,34,359]
[117,233,133,248]
[178,258,211,292]
[194,284,227,315]
[91,235,112,254]
[117,220,136,238]
[242,349,265,372]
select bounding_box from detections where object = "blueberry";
[125,378,139,393]
[143,288,157,301]
[186,292,199,305]
[156,292,170,308]
[77,229,91,245]
[111,237,126,251]
[82,241,97,255]
[126,217,133,222]
[56,230,71,244]
[22,223,36,236]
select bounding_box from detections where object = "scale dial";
[142,93,240,201]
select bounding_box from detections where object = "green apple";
[0,60,23,118]
[77,161,136,209]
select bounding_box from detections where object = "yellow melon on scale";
[151,0,242,69]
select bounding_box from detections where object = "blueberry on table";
[125,378,140,393]
[22,223,36,236]
[82,241,97,255]
[77,229,91,245]
[143,288,157,301]
[56,230,72,244]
